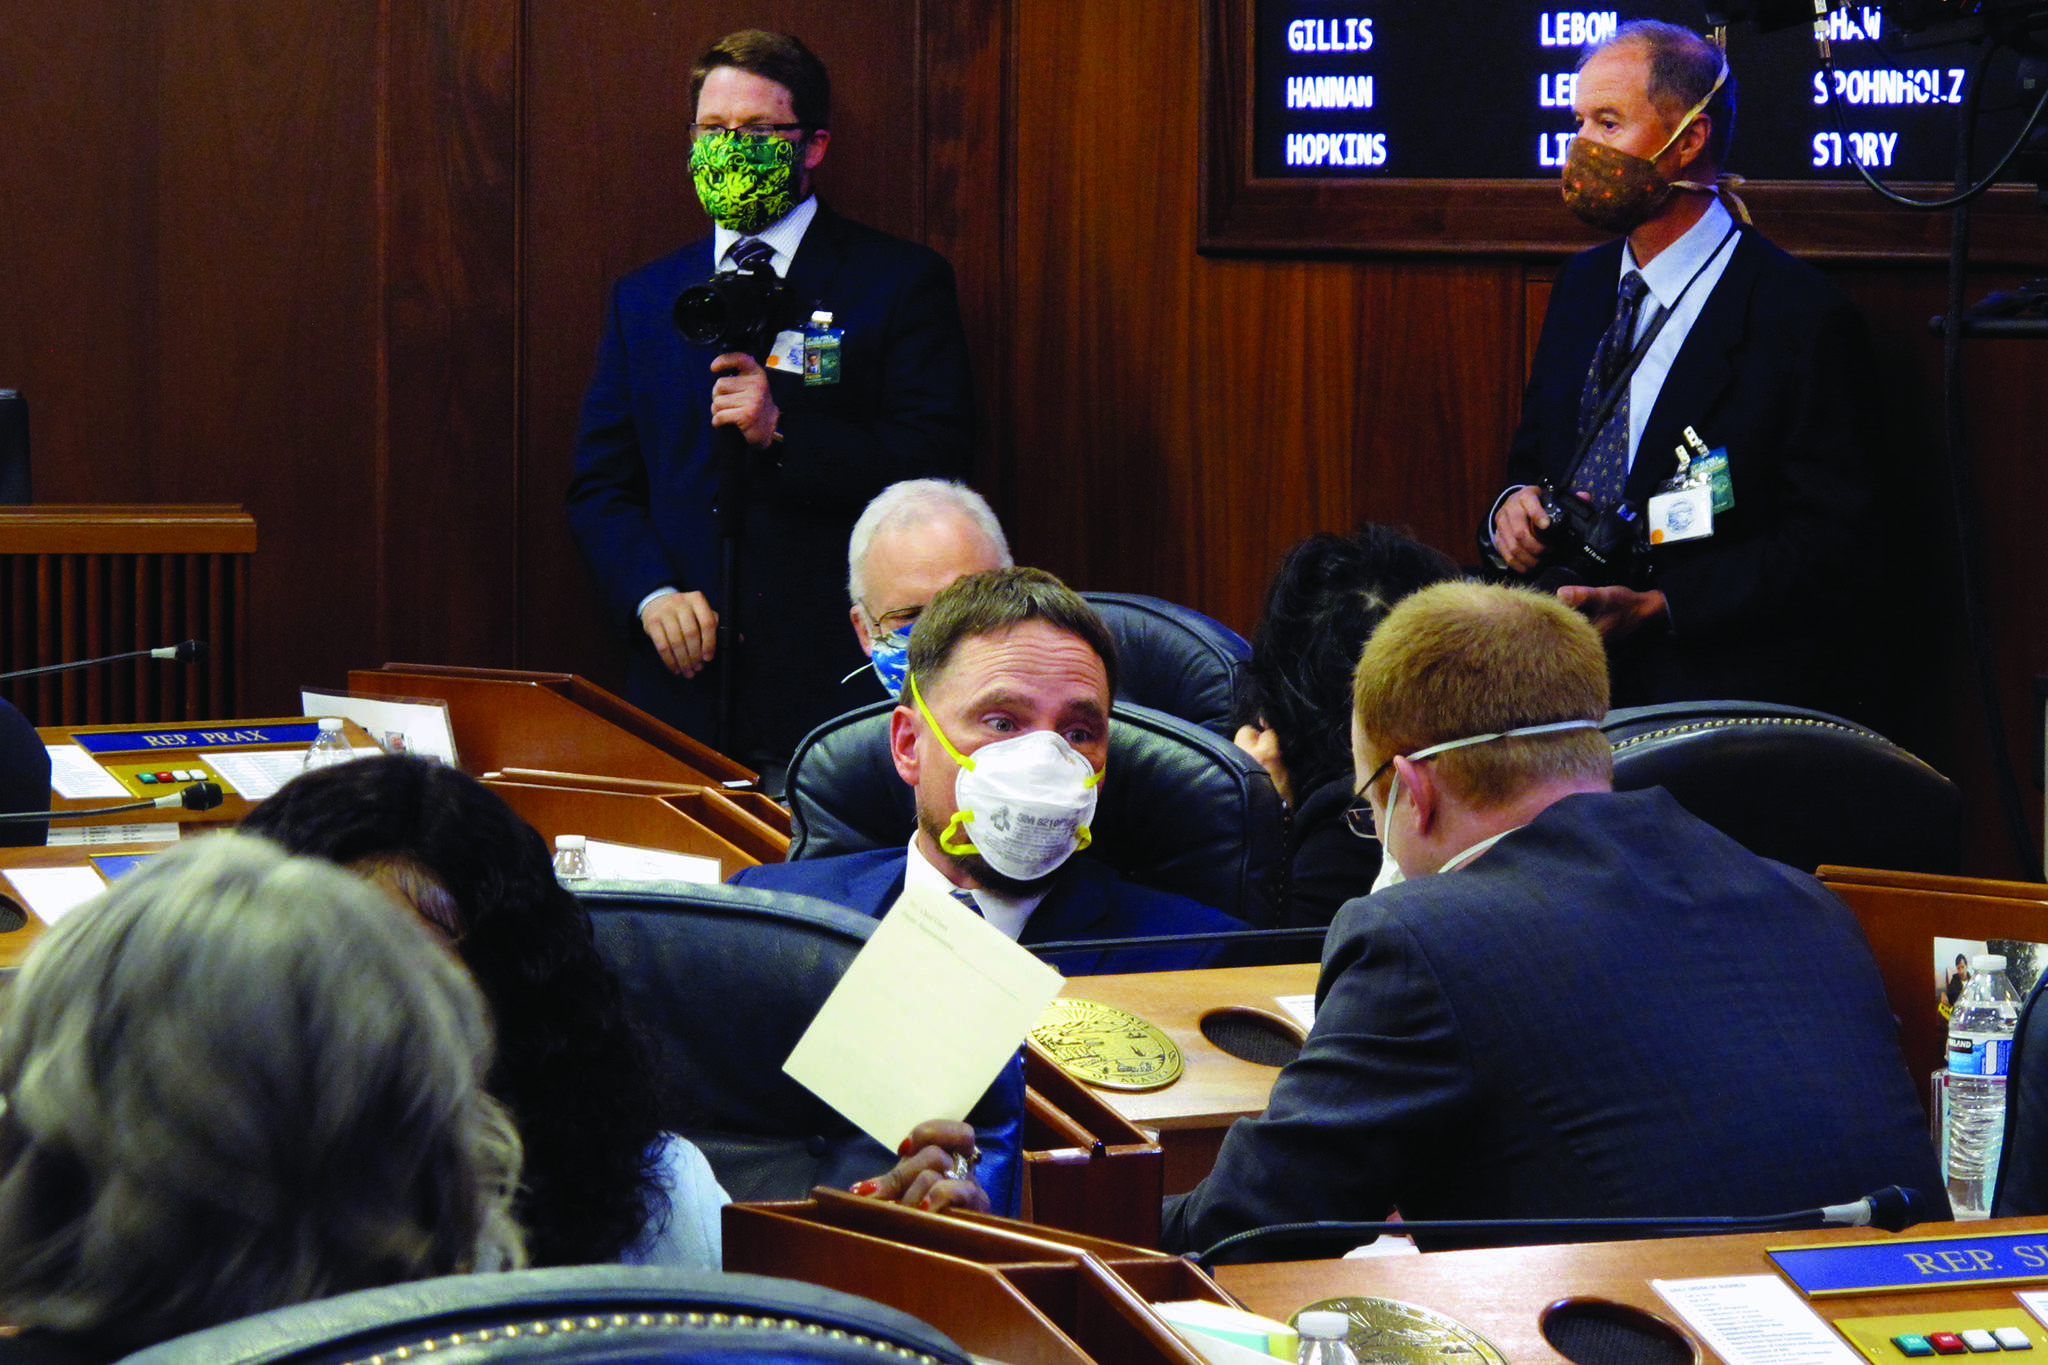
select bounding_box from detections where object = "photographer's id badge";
[1695,450,1734,513]
[1680,426,1735,513]
[764,329,807,373]
[1648,482,1713,544]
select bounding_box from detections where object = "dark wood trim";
[1200,0,2048,263]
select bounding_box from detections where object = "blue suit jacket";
[733,847,1250,976]
[566,203,973,753]
[1162,787,1945,1254]
[1499,230,1882,712]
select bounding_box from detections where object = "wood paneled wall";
[3,2,2045,874]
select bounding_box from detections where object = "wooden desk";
[1220,1216,2048,1364]
[1056,963,1317,1193]
[1820,870,2048,1115]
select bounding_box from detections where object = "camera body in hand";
[673,267,796,355]
[1534,486,1644,589]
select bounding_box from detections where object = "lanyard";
[1557,223,1741,494]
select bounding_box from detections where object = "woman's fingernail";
[851,1180,879,1196]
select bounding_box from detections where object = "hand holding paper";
[783,876,1064,1153]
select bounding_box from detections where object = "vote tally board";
[1253,2,2020,185]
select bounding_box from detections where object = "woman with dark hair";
[0,834,523,1362]
[241,754,723,1270]
[1233,524,1460,928]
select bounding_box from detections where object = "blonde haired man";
[1156,581,1941,1254]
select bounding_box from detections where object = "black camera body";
[672,267,797,356]
[1535,486,1644,588]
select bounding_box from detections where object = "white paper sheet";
[1650,1275,1859,1365]
[783,876,1066,1152]
[300,690,458,764]
[45,745,126,799]
[47,822,180,847]
[4,867,107,927]
[584,839,722,884]
[200,748,375,800]
[1273,992,1317,1030]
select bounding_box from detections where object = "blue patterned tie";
[726,236,774,274]
[1571,271,1650,510]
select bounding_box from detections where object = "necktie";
[1571,271,1650,510]
[726,236,775,274]
[951,888,981,916]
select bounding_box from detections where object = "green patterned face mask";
[690,130,801,235]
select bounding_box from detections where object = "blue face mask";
[869,626,911,698]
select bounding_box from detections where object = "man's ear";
[889,704,921,786]
[1394,755,1439,834]
[1672,114,1710,174]
[851,604,873,657]
[804,127,830,172]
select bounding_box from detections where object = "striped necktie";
[726,236,775,274]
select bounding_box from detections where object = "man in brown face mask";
[1482,20,1886,718]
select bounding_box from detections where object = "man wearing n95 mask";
[735,567,1245,974]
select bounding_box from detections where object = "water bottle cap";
[1974,954,2008,972]
[554,835,587,850]
[810,310,834,326]
[1296,1311,1351,1340]
[316,717,344,732]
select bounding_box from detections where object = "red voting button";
[154,772,174,782]
[1928,1334,1969,1356]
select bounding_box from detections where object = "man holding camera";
[567,29,973,772]
[1485,20,1882,715]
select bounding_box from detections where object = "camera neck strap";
[1554,222,1740,497]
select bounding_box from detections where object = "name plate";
[1769,1232,2048,1297]
[71,723,319,754]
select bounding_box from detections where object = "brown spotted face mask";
[1560,57,1728,235]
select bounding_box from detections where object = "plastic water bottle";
[552,834,589,885]
[1296,1311,1358,1365]
[302,717,352,770]
[1945,953,2020,1217]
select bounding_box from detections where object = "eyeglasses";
[1342,792,1378,842]
[691,122,807,144]
[864,603,923,635]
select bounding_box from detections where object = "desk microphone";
[1191,1185,1936,1268]
[0,639,208,683]
[0,782,225,824]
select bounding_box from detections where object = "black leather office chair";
[0,696,50,847]
[582,880,1023,1214]
[783,700,1286,929]
[1082,591,1249,737]
[1604,700,1961,875]
[1993,973,2048,1217]
[123,1265,971,1364]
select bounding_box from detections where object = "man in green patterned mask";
[566,29,975,780]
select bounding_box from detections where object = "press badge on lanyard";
[1647,425,1732,546]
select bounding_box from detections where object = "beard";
[915,802,1062,897]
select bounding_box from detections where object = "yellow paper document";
[783,877,1066,1152]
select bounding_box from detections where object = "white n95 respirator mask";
[911,675,1103,883]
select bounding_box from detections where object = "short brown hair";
[1352,582,1610,806]
[908,567,1119,700]
[691,29,830,130]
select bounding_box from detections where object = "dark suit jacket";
[566,202,973,756]
[1160,787,1945,1255]
[1499,229,1883,713]
[732,846,1250,975]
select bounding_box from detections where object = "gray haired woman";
[0,833,524,1362]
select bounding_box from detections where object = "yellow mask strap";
[939,808,977,857]
[1652,56,1729,163]
[908,672,975,771]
